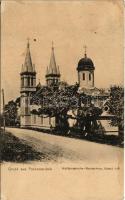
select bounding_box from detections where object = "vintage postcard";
[1,0,124,200]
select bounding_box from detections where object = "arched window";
[34,115,36,124]
[89,73,91,81]
[22,77,24,87]
[31,78,33,86]
[21,78,22,87]
[83,73,85,80]
[49,117,51,125]
[41,116,43,124]
[28,77,30,86]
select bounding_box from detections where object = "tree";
[108,86,124,138]
[30,83,103,134]
[15,97,20,107]
[4,100,18,126]
[30,83,79,132]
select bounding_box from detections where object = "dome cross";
[84,45,87,57]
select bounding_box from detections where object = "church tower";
[20,40,36,127]
[46,43,60,87]
[77,46,95,89]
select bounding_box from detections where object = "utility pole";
[2,89,5,133]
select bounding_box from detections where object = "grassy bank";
[0,129,43,163]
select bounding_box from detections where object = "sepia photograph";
[1,0,124,200]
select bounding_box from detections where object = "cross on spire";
[84,45,87,57]
[52,41,54,50]
[27,37,30,48]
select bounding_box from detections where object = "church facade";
[20,41,61,128]
[20,41,36,128]
[20,41,109,129]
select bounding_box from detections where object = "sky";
[1,0,124,103]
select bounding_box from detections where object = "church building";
[20,41,109,128]
[20,41,60,128]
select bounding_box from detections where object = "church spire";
[45,42,60,87]
[23,39,35,73]
[47,42,58,75]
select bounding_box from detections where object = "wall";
[30,114,56,129]
[79,70,94,88]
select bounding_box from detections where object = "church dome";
[77,54,95,71]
